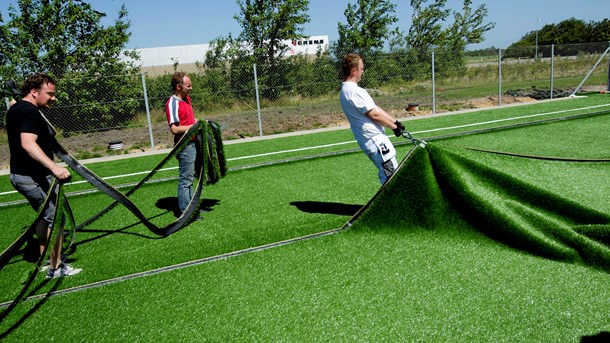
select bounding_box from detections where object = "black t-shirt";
[6,100,55,177]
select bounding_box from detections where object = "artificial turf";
[0,95,609,341]
[1,223,608,341]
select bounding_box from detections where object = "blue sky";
[2,0,609,50]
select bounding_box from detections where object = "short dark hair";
[171,71,187,91]
[341,54,361,78]
[22,73,56,95]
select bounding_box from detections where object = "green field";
[0,94,609,342]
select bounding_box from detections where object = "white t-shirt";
[340,81,385,149]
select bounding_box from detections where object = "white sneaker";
[45,263,82,279]
[39,254,67,273]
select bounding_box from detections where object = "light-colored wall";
[122,35,329,72]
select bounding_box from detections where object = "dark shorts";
[10,173,55,223]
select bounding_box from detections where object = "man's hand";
[51,165,71,180]
[392,120,405,137]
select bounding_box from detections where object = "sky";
[2,0,609,50]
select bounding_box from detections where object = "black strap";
[56,120,226,236]
[0,119,227,318]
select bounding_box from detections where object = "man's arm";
[365,106,399,129]
[366,106,405,137]
[20,133,70,179]
[169,120,198,136]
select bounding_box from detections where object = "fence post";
[253,63,263,137]
[550,44,555,99]
[431,51,436,115]
[498,48,502,107]
[141,73,155,150]
[571,46,610,96]
[608,41,610,91]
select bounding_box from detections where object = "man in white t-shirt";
[340,54,405,184]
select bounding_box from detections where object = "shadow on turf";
[290,201,363,216]
[155,197,220,218]
[75,216,165,244]
[72,198,220,246]
[0,276,63,339]
[581,331,610,342]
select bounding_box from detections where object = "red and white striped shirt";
[165,95,196,143]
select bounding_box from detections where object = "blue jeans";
[177,141,196,213]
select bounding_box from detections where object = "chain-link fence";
[1,41,609,169]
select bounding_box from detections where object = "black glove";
[3,79,22,99]
[392,120,405,137]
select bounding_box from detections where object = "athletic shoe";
[39,254,67,272]
[45,263,82,279]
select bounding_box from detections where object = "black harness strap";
[0,119,227,321]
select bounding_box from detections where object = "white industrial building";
[122,35,329,68]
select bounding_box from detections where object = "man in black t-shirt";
[6,74,81,278]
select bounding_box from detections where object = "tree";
[552,18,588,45]
[400,0,450,53]
[440,0,494,76]
[204,34,239,69]
[234,0,310,66]
[391,0,494,79]
[0,12,13,77]
[445,0,494,51]
[1,0,141,133]
[394,0,493,53]
[233,0,310,99]
[2,0,137,78]
[516,18,590,47]
[589,19,610,42]
[333,0,399,58]
[505,17,610,58]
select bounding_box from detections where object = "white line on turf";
[411,103,610,134]
[1,103,609,197]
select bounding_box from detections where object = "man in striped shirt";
[165,72,198,214]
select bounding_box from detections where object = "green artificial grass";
[434,111,610,159]
[0,178,608,341]
[380,144,610,270]
[1,95,609,341]
[0,152,382,301]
